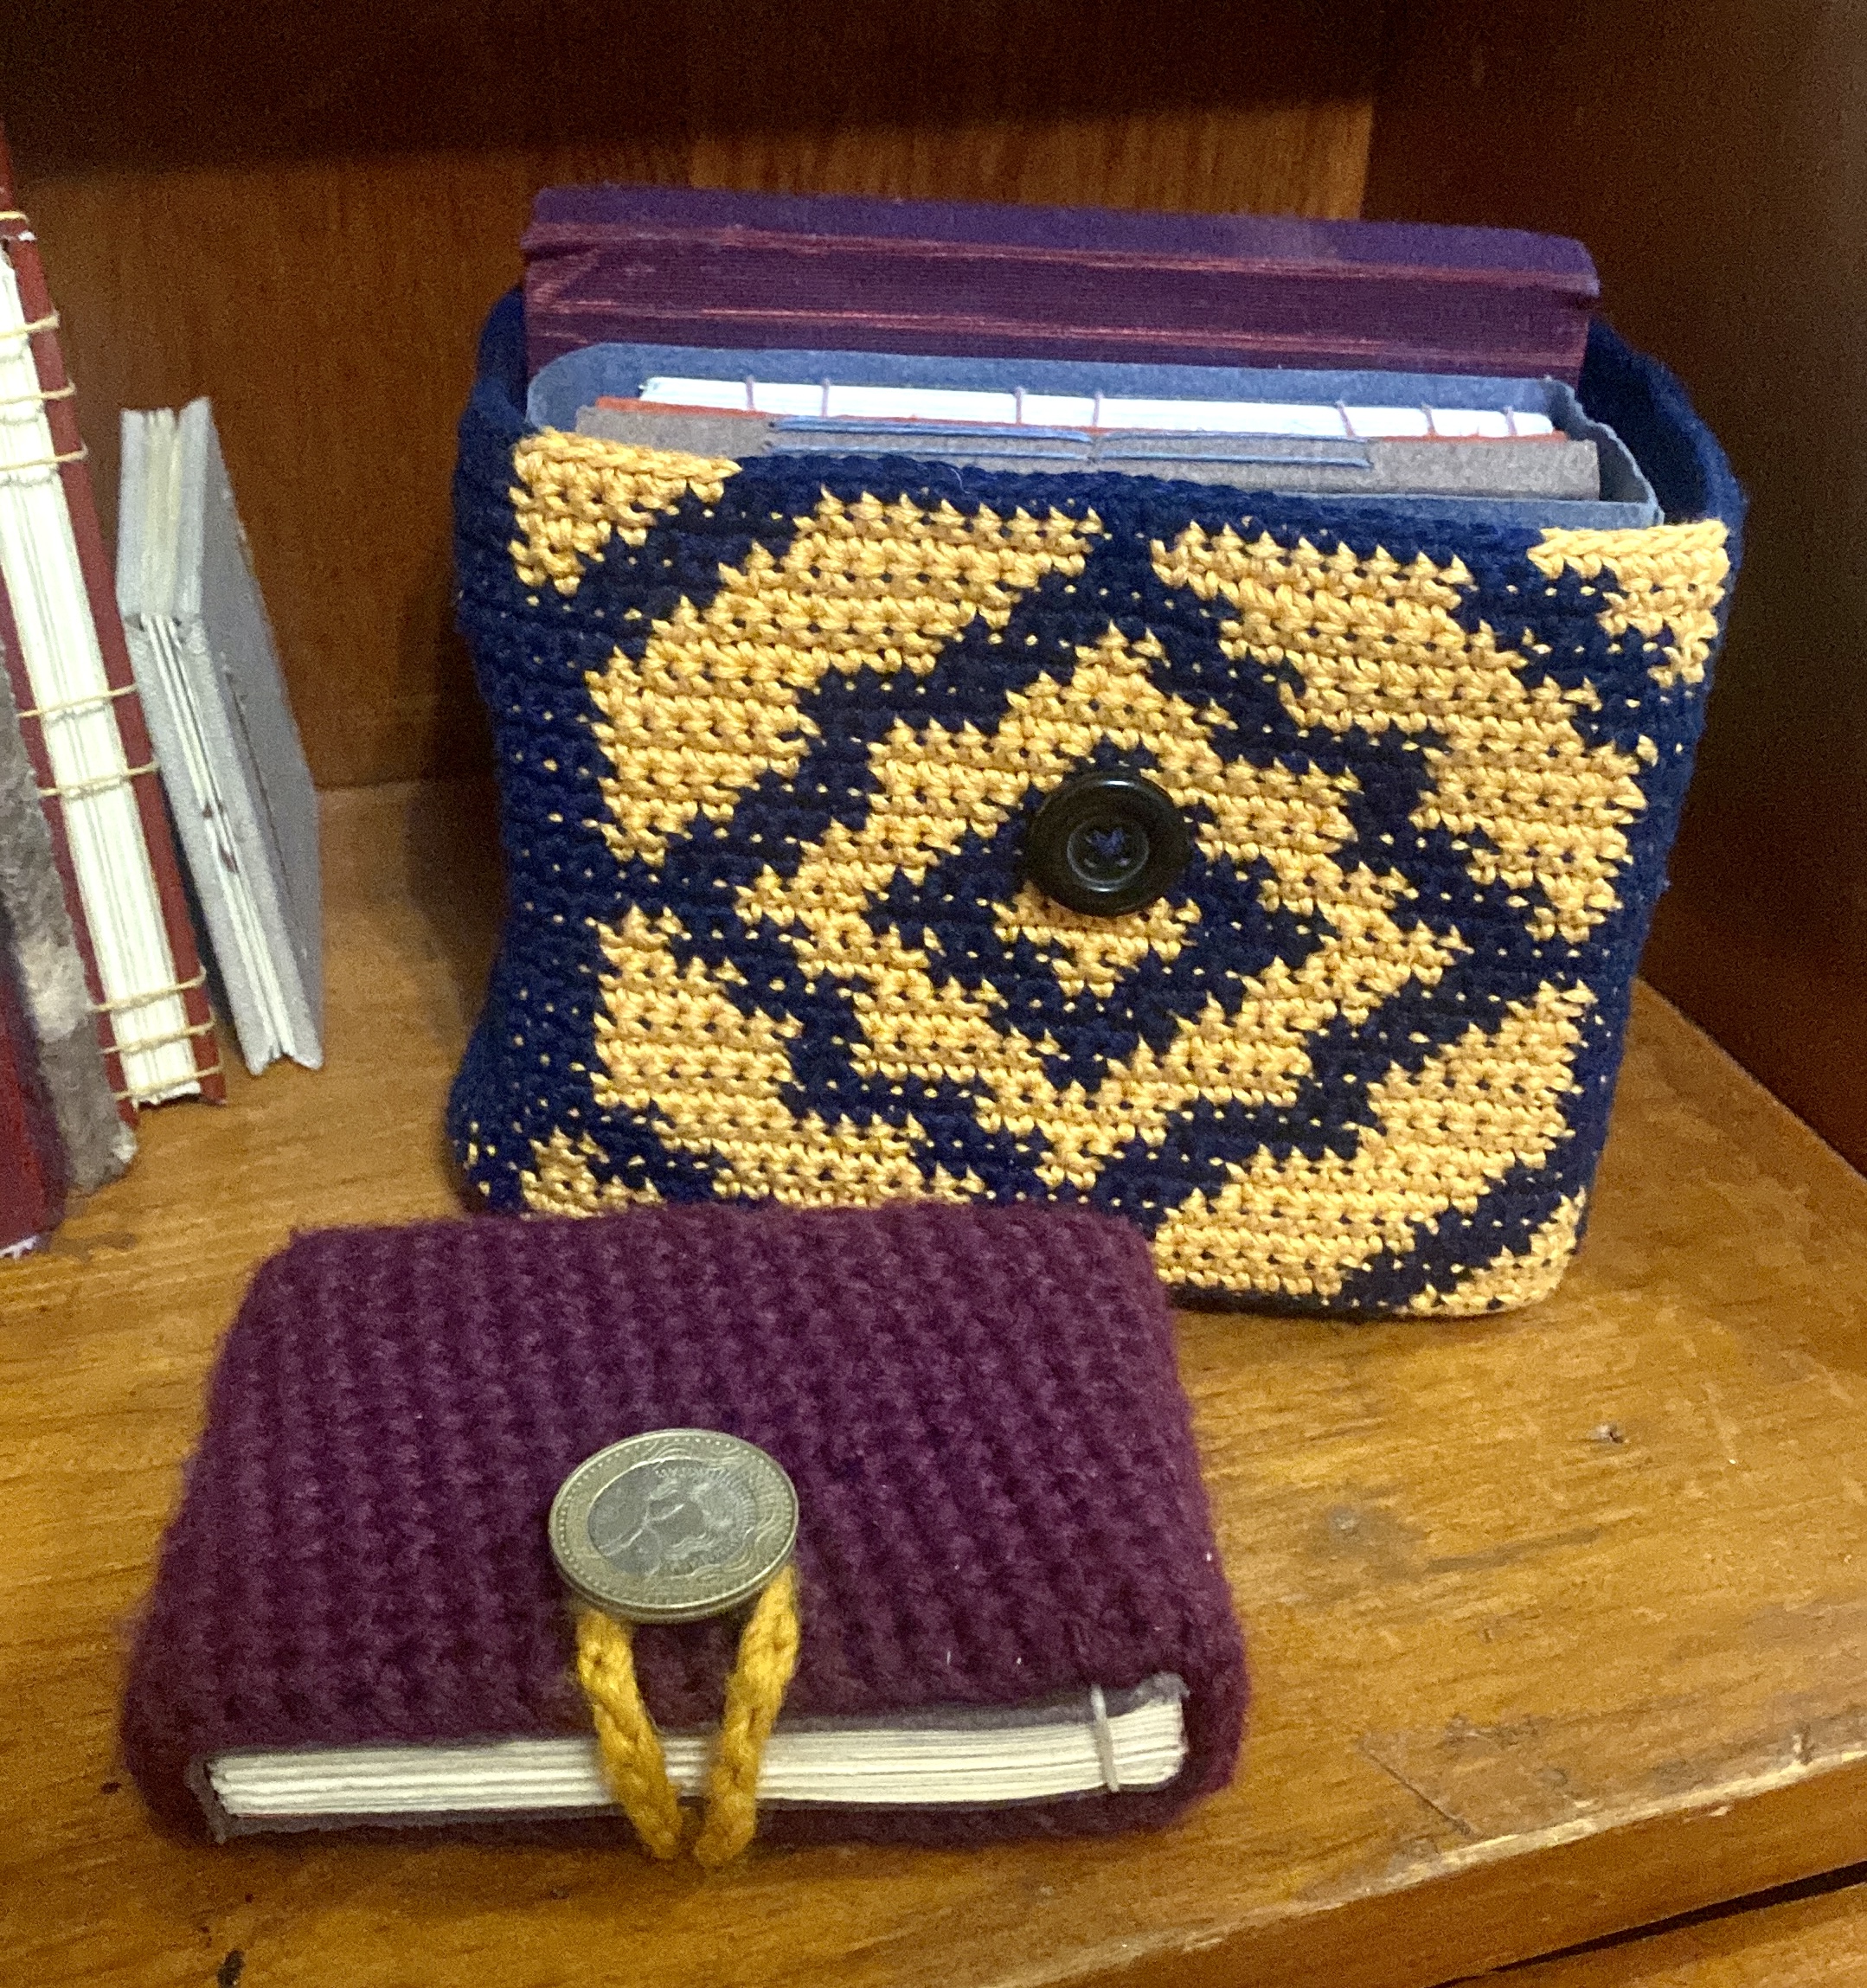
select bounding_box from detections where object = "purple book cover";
[523,183,1598,382]
[123,1202,1247,1846]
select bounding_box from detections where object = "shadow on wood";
[1365,0,1867,1170]
[0,2,1381,171]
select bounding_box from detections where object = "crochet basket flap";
[448,297,1742,1317]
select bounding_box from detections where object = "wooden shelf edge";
[1081,1750,1867,1988]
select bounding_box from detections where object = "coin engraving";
[587,1461,757,1581]
[549,1429,799,1623]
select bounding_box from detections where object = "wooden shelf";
[9,780,1867,1988]
[5,3,1379,792]
[1507,1872,1867,1988]
[5,9,1864,1975]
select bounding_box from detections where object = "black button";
[1024,772,1191,916]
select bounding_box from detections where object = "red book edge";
[0,127,223,1108]
[0,917,67,1252]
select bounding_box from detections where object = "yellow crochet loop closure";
[574,1604,685,1859]
[574,1565,803,1865]
[695,1564,804,1866]
[552,1430,804,1863]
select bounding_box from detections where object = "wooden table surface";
[8,781,1867,1988]
[1485,1870,1867,1987]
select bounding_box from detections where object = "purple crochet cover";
[123,1203,1247,1846]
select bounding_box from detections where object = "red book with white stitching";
[0,125,221,1112]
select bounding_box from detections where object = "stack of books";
[519,188,1633,531]
[0,131,321,1256]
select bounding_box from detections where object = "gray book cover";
[118,401,322,1075]
[0,648,135,1191]
[575,403,1604,498]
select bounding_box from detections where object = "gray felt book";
[117,401,322,1076]
[0,647,134,1193]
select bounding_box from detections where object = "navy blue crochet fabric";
[447,292,1742,1316]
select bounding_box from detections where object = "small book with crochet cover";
[122,1203,1246,1853]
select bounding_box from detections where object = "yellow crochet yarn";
[574,1563,802,1866]
[465,426,1737,1318]
[574,1605,684,1859]
[694,1565,803,1867]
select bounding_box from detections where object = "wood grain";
[1492,1875,1867,1985]
[1364,0,1867,1171]
[7,782,1867,1986]
[0,0,1380,789]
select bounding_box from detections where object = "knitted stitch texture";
[121,1202,1246,1847]
[448,294,1744,1316]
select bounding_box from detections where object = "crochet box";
[447,294,1742,1317]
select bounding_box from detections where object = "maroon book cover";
[523,183,1599,383]
[0,922,65,1254]
[0,125,223,1109]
